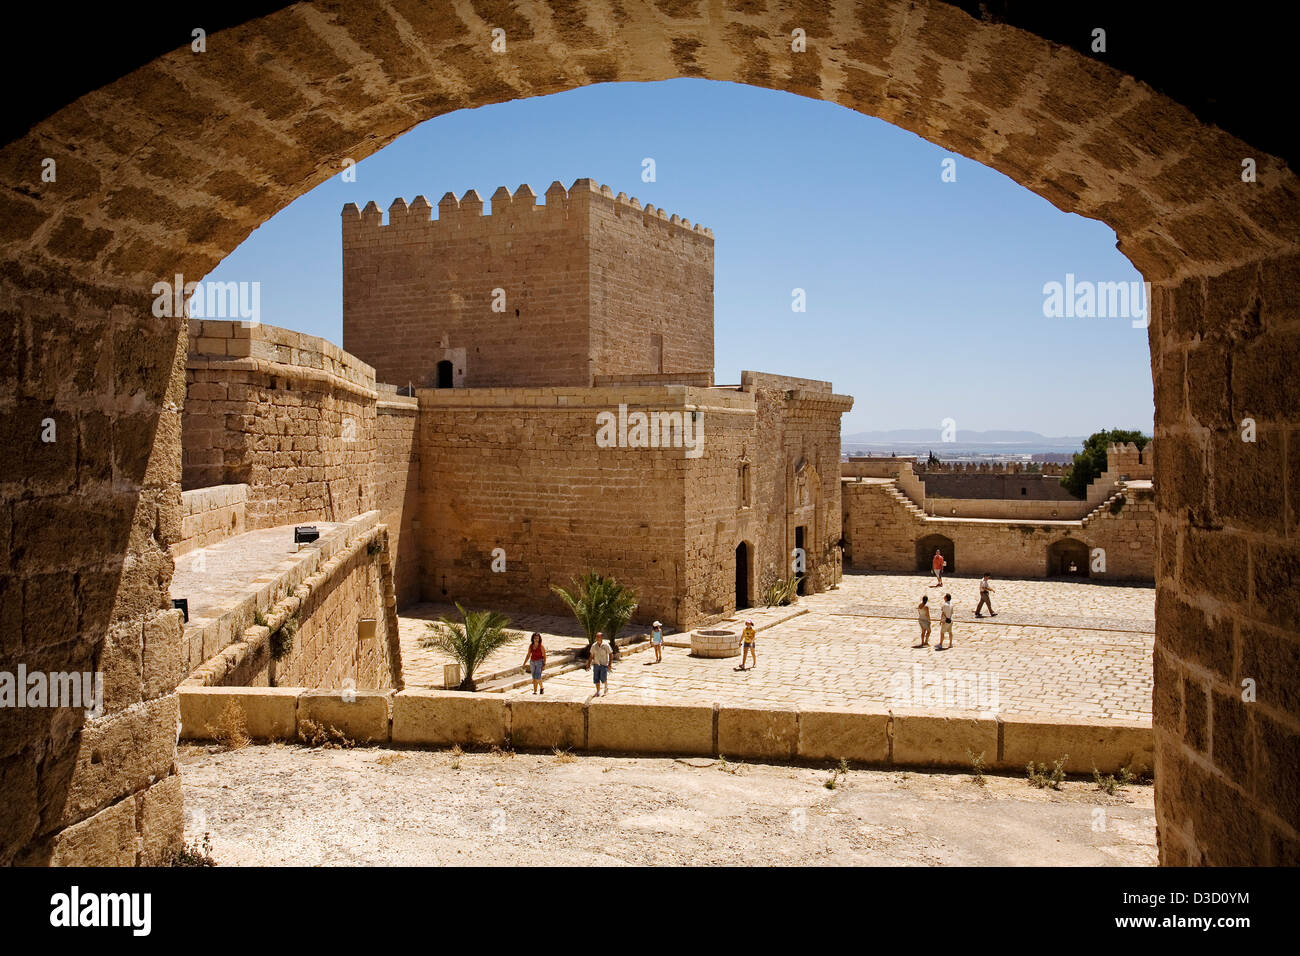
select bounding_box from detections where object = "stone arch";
[2,0,1296,866]
[1047,537,1092,578]
[917,533,955,575]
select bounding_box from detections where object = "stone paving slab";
[835,604,1154,634]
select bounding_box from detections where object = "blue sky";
[202,78,1153,436]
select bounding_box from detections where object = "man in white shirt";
[975,574,996,617]
[587,631,612,696]
[937,594,955,649]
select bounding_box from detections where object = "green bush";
[1061,429,1149,498]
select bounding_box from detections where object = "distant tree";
[927,449,941,467]
[1061,429,1150,498]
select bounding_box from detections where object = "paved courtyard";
[503,572,1155,722]
[398,603,592,687]
[398,600,799,688]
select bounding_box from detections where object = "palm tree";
[593,577,638,645]
[552,572,639,648]
[551,571,605,645]
[419,603,513,691]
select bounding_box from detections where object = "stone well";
[691,627,740,658]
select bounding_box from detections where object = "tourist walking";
[650,620,664,663]
[587,631,612,696]
[523,633,546,694]
[974,574,996,618]
[917,595,931,646]
[737,619,757,670]
[931,548,947,587]
[937,594,954,649]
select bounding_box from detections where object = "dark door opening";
[435,359,454,388]
[1048,539,1091,577]
[794,525,807,595]
[916,534,955,575]
[735,542,750,610]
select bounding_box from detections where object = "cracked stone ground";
[180,744,1156,866]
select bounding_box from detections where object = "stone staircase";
[1081,484,1127,527]
[886,480,927,520]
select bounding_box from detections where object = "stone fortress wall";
[182,321,379,529]
[342,179,714,390]
[853,442,1154,522]
[843,443,1157,581]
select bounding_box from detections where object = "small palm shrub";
[552,572,639,646]
[420,603,513,691]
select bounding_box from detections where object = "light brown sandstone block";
[509,698,585,750]
[63,694,179,827]
[138,773,185,865]
[586,700,713,755]
[717,706,797,760]
[46,795,139,866]
[999,717,1154,775]
[391,689,507,746]
[298,690,391,743]
[179,686,299,740]
[891,711,998,768]
[797,708,890,763]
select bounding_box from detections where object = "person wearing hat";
[649,620,664,663]
[738,619,757,670]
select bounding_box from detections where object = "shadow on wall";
[2,301,183,865]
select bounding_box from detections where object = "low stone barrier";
[178,687,1152,774]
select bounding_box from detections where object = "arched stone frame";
[1047,537,1092,578]
[1,0,1295,866]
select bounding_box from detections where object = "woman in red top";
[523,633,547,694]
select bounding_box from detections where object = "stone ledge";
[176,687,1154,775]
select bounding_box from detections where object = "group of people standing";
[522,620,668,697]
[916,549,997,649]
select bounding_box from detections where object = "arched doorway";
[3,0,1293,868]
[735,541,750,611]
[1048,539,1091,578]
[916,534,955,575]
[793,526,807,595]
[435,359,454,389]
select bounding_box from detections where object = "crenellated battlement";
[342,177,714,248]
[1105,440,1154,479]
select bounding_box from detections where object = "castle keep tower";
[342,178,715,388]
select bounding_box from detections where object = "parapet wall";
[183,514,401,692]
[176,483,248,555]
[178,687,1153,775]
[343,178,713,247]
[183,320,379,529]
